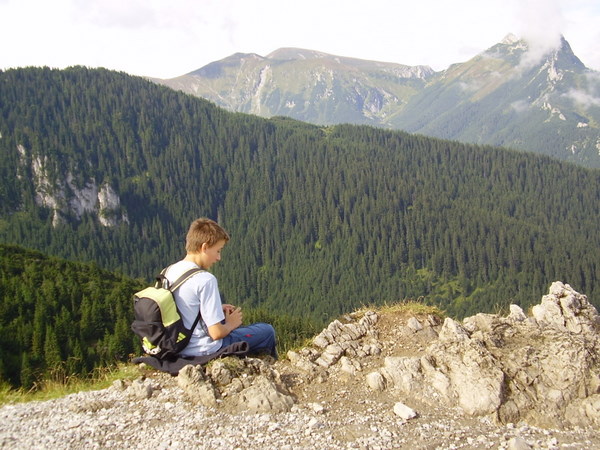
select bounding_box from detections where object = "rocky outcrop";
[287,310,382,374]
[357,282,600,429]
[127,356,294,414]
[124,281,600,430]
[16,144,128,227]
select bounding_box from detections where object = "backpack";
[131,266,204,360]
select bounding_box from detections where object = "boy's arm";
[207,306,242,340]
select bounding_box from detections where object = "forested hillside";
[0,67,599,328]
[0,244,143,388]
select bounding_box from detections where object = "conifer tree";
[43,326,62,375]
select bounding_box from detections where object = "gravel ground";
[1,357,598,450]
[0,372,598,450]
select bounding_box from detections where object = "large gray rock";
[234,375,294,413]
[427,320,506,417]
[177,364,218,407]
[370,282,600,429]
[532,281,600,334]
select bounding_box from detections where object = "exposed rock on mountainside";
[0,282,598,449]
[16,144,129,227]
[155,48,434,127]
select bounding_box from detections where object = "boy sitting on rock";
[165,217,277,359]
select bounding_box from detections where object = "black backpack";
[131,267,204,360]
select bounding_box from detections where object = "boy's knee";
[264,323,275,336]
[255,322,275,337]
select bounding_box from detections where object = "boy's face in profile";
[200,239,226,269]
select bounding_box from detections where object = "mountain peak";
[266,48,331,61]
[483,33,585,71]
[501,33,519,45]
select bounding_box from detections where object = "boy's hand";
[225,306,243,330]
[208,306,243,340]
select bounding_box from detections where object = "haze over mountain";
[156,34,600,168]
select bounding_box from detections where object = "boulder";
[234,375,294,413]
[177,365,218,407]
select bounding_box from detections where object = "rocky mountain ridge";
[157,47,433,125]
[1,281,598,449]
[154,35,600,168]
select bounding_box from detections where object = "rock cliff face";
[17,144,128,227]
[0,282,598,449]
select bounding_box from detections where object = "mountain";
[396,34,600,167]
[155,35,600,168]
[1,67,599,326]
[154,48,434,126]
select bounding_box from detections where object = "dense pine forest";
[0,67,599,386]
[0,244,142,388]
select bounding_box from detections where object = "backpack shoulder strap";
[172,267,206,334]
[155,266,205,291]
[157,266,206,334]
[169,267,205,292]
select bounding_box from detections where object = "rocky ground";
[1,284,599,449]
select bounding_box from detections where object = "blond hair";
[185,218,230,252]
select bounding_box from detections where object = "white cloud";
[510,0,564,69]
[564,89,600,109]
[510,100,530,113]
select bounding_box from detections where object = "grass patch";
[0,363,141,407]
[356,298,446,319]
[283,337,317,355]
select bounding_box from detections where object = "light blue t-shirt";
[165,260,225,356]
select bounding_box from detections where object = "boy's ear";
[200,242,209,253]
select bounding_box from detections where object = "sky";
[1,0,599,79]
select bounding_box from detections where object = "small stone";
[393,402,417,420]
[111,379,127,391]
[407,317,423,332]
[506,436,532,450]
[309,402,326,414]
[508,305,527,321]
[366,371,386,391]
[307,417,322,429]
